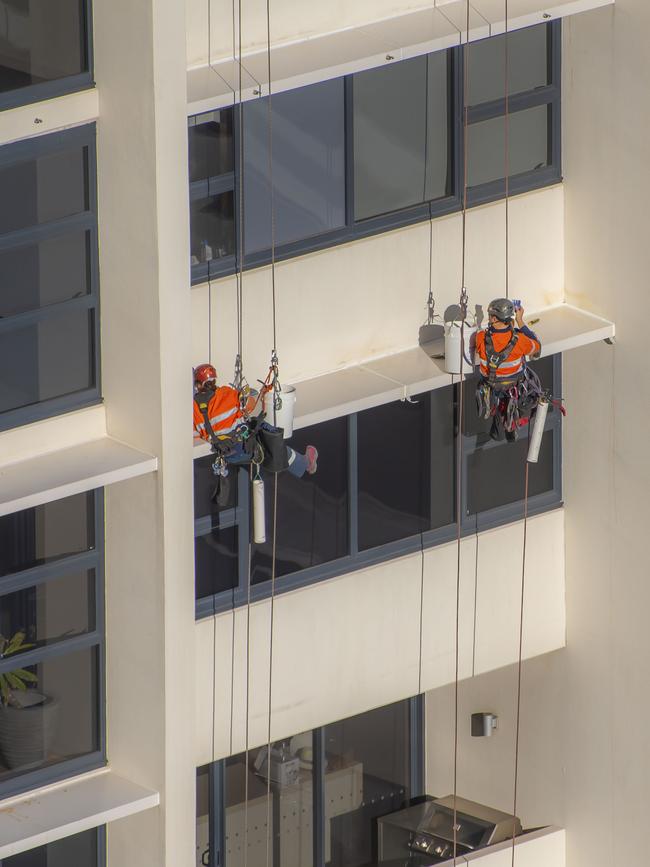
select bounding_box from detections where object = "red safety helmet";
[194,363,217,388]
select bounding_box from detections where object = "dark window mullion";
[0,126,95,168]
[0,293,97,334]
[466,85,558,124]
[0,631,102,675]
[190,172,236,201]
[348,414,358,556]
[0,549,100,596]
[0,211,97,253]
[313,727,326,867]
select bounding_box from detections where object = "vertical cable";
[453,3,471,864]
[504,0,510,299]
[263,5,281,867]
[511,463,530,867]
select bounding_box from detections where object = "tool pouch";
[259,423,289,473]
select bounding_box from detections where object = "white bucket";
[444,322,476,375]
[527,397,549,463]
[263,384,296,438]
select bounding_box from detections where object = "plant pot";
[0,691,59,770]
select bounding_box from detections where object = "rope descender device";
[270,349,283,412]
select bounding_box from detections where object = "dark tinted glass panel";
[5,828,98,866]
[243,78,346,253]
[0,147,88,235]
[467,25,549,106]
[0,231,90,317]
[188,109,234,182]
[190,191,235,265]
[194,455,238,518]
[0,307,94,413]
[324,700,411,867]
[225,732,314,867]
[195,524,238,600]
[0,492,94,578]
[0,570,95,655]
[251,417,348,584]
[467,429,554,515]
[196,765,210,867]
[354,51,449,220]
[467,105,548,187]
[358,387,454,550]
[0,645,99,783]
[463,353,555,438]
[0,0,87,96]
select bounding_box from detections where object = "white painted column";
[93,0,195,864]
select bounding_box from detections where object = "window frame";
[0,123,101,432]
[200,695,424,867]
[464,20,562,206]
[0,490,105,800]
[190,21,560,286]
[0,826,106,866]
[0,0,94,112]
[195,356,562,619]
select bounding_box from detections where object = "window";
[0,125,100,431]
[188,22,560,284]
[465,24,561,204]
[461,355,561,529]
[0,0,92,110]
[197,697,422,867]
[195,358,561,617]
[1,828,103,866]
[0,490,104,797]
[353,51,450,221]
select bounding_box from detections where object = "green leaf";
[12,669,38,683]
[5,631,26,655]
[5,673,25,691]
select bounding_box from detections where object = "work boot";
[489,417,501,441]
[305,445,319,475]
[505,428,518,443]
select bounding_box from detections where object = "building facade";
[0,1,645,866]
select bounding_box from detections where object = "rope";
[453,3,471,863]
[262,5,282,867]
[234,0,244,388]
[504,0,510,299]
[510,462,530,867]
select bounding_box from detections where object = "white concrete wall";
[187,0,438,68]
[426,651,567,831]
[192,186,564,383]
[561,4,650,867]
[93,0,196,864]
[195,509,565,766]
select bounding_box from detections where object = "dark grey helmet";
[487,297,514,322]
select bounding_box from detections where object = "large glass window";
[324,702,412,867]
[251,418,348,585]
[197,698,420,867]
[353,51,450,221]
[0,490,104,797]
[195,357,561,617]
[357,389,454,550]
[243,79,346,254]
[2,828,101,866]
[465,24,560,203]
[0,0,92,109]
[0,126,100,431]
[188,22,560,284]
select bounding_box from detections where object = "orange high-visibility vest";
[193,386,243,441]
[475,327,541,385]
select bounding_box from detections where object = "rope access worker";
[193,364,318,477]
[475,299,542,442]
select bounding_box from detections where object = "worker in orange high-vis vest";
[475,299,542,442]
[193,364,318,477]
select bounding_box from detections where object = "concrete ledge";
[0,406,158,516]
[187,0,614,114]
[0,769,159,859]
[194,301,614,454]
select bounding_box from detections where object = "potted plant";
[0,631,58,770]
